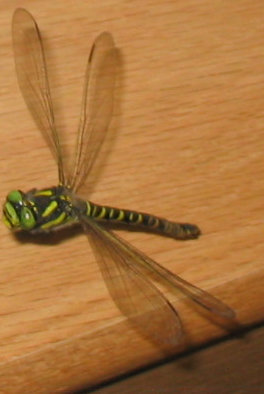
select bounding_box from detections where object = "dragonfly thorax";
[2,186,79,233]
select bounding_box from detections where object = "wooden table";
[0,1,263,392]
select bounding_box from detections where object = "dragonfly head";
[2,190,36,231]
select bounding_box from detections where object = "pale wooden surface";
[0,0,264,393]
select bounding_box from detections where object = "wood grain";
[0,0,264,392]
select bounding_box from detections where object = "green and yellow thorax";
[2,186,81,233]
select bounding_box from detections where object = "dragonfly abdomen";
[86,201,201,239]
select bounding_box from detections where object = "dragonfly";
[2,8,235,347]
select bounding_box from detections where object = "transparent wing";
[12,8,65,184]
[135,254,236,320]
[80,216,182,347]
[81,215,235,321]
[69,32,118,194]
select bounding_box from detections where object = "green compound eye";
[20,206,36,230]
[2,201,20,228]
[7,190,23,204]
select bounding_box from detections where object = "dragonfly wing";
[110,239,236,320]
[69,32,118,194]
[80,216,182,347]
[12,8,65,184]
[156,267,236,320]
[82,216,235,321]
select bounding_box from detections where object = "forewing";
[69,32,118,194]
[80,217,182,347]
[12,8,65,183]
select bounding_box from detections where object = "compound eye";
[7,190,24,205]
[20,206,36,230]
[2,202,20,228]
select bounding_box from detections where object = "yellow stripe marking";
[35,190,53,197]
[109,208,115,219]
[42,201,58,218]
[136,213,143,224]
[98,206,106,219]
[92,205,98,217]
[117,210,125,221]
[129,212,134,221]
[41,212,66,230]
[86,202,92,216]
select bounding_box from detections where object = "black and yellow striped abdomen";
[85,201,200,240]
